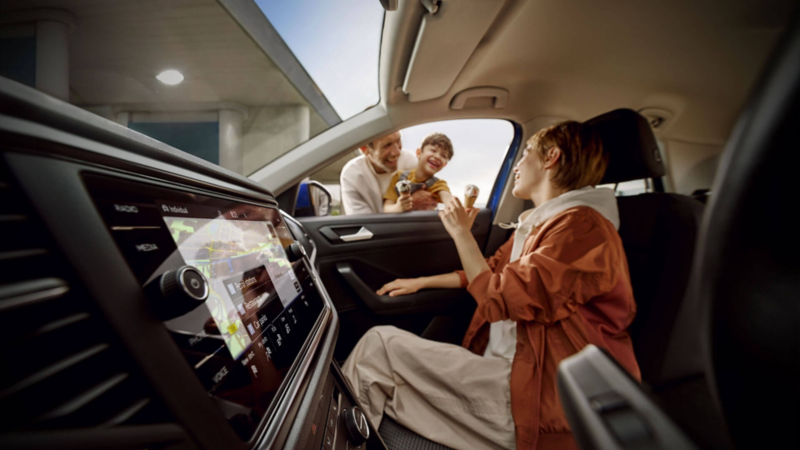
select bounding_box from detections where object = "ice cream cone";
[464,185,479,208]
[396,180,411,195]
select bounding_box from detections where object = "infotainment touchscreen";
[159,209,303,361]
[83,175,325,441]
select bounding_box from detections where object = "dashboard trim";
[283,212,318,266]
[255,289,332,449]
[0,116,277,207]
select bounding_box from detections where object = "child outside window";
[383,133,454,212]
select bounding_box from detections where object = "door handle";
[339,227,373,242]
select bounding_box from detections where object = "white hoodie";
[484,186,620,360]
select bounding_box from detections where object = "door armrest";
[558,345,698,450]
[336,263,466,316]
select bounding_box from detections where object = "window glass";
[256,0,383,120]
[309,119,515,215]
[0,1,383,177]
[598,179,649,196]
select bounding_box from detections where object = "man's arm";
[342,187,373,215]
[340,167,375,215]
[409,190,439,210]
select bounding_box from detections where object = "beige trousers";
[341,326,516,450]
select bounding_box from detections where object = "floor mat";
[378,416,455,450]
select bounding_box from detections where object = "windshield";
[0,0,384,176]
[256,0,382,121]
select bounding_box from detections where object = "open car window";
[304,119,515,216]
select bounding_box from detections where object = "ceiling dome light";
[156,70,184,85]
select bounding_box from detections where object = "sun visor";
[402,0,506,102]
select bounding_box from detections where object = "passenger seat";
[586,109,705,385]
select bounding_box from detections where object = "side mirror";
[295,181,332,217]
[308,181,332,216]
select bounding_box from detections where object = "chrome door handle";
[340,227,373,242]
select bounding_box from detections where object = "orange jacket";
[457,206,640,449]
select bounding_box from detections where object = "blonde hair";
[528,121,607,190]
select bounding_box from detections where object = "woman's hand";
[377,278,425,297]
[439,198,479,239]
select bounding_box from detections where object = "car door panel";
[298,209,491,360]
[336,262,467,316]
[305,209,490,252]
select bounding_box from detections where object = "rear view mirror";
[295,181,331,217]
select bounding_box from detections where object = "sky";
[255,0,384,120]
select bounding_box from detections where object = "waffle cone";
[464,195,477,209]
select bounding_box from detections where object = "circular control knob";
[154,266,209,320]
[342,406,369,446]
[287,241,307,262]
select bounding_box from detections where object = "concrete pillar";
[243,105,310,175]
[116,111,130,127]
[35,20,69,101]
[219,109,244,174]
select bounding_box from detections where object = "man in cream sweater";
[340,132,418,215]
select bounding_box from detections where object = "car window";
[598,141,664,196]
[0,0,383,177]
[307,119,515,215]
[598,179,650,196]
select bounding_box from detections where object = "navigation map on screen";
[161,212,302,360]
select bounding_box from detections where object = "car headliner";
[382,0,795,146]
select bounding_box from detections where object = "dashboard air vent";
[0,155,174,435]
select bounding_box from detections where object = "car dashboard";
[0,78,376,450]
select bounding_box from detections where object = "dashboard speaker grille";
[0,156,175,435]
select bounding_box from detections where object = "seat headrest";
[585,108,666,184]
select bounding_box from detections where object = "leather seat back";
[616,194,703,382]
[586,109,704,384]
